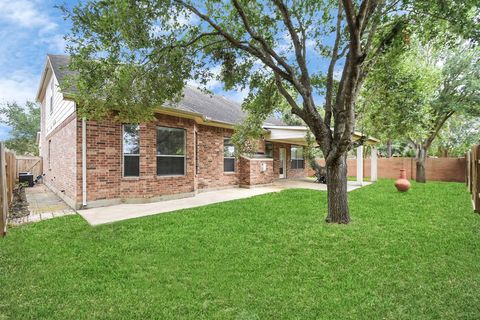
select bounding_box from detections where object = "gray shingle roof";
[47,54,284,126]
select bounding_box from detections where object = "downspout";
[82,118,87,207]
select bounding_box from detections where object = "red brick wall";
[317,157,466,182]
[239,157,274,186]
[41,113,78,206]
[196,125,239,189]
[72,115,311,207]
[77,114,196,205]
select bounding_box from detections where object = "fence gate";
[16,156,42,179]
[466,145,480,213]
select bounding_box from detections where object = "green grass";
[1,180,479,319]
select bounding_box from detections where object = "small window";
[291,146,304,169]
[224,138,235,172]
[48,140,52,169]
[195,131,199,175]
[49,79,54,115]
[157,126,186,176]
[123,124,140,177]
[49,96,53,115]
[265,141,273,158]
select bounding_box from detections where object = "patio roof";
[263,125,379,146]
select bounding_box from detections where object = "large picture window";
[157,126,186,176]
[224,138,235,172]
[291,146,304,169]
[123,124,140,177]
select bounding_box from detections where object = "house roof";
[44,54,284,126]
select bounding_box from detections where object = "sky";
[0,0,77,139]
[0,0,335,141]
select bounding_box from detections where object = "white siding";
[45,74,75,135]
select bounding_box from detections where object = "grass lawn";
[1,180,480,319]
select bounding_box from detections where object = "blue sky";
[0,0,78,140]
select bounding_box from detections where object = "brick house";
[36,54,326,209]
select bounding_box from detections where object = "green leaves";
[358,33,479,151]
[0,101,40,155]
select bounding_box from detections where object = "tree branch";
[174,0,293,82]
[271,0,310,89]
[325,0,344,128]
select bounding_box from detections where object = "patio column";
[356,145,363,185]
[371,146,378,182]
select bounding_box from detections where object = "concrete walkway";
[79,179,371,226]
[10,184,76,225]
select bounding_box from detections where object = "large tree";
[0,102,40,155]
[63,0,478,223]
[359,37,479,182]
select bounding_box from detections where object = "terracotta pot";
[395,169,411,192]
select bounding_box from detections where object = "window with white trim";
[224,138,235,172]
[123,124,140,177]
[156,126,186,176]
[290,146,304,169]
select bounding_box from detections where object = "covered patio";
[263,125,379,184]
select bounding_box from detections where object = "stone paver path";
[10,184,76,225]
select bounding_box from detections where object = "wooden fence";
[314,157,466,182]
[466,145,480,213]
[16,156,42,178]
[0,143,17,237]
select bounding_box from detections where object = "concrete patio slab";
[273,178,371,192]
[78,178,372,226]
[79,186,282,226]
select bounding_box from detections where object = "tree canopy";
[0,102,40,155]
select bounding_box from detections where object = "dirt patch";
[8,185,30,220]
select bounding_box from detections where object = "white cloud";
[0,0,57,32]
[0,70,39,104]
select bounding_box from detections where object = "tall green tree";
[431,115,480,157]
[0,102,40,155]
[63,0,478,223]
[359,38,480,182]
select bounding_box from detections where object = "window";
[265,142,273,158]
[123,124,140,177]
[291,146,304,169]
[195,131,199,175]
[156,126,186,176]
[48,140,52,169]
[224,138,235,172]
[49,79,54,115]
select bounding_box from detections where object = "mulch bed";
[8,185,30,220]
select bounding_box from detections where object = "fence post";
[0,143,7,237]
[474,145,480,213]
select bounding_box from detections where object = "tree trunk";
[325,154,350,224]
[416,146,427,183]
[386,139,393,158]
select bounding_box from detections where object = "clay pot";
[395,169,411,192]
